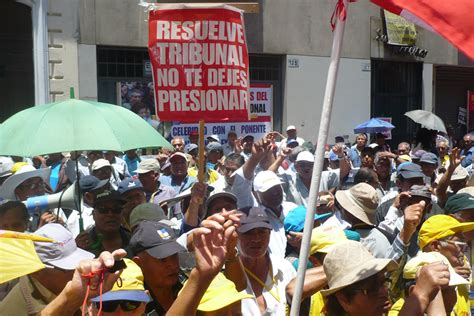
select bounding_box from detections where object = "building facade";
[3,0,474,145]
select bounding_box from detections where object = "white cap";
[91,158,111,171]
[296,151,314,163]
[207,134,220,142]
[169,152,188,162]
[253,171,282,192]
[286,125,296,132]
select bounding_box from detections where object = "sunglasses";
[94,300,142,312]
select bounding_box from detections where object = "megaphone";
[23,182,78,214]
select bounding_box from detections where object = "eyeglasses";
[94,300,142,312]
[440,240,469,252]
[95,205,122,214]
[352,277,390,296]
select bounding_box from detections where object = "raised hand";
[448,147,463,172]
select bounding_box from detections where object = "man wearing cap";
[68,175,110,237]
[171,136,185,153]
[135,159,175,205]
[461,132,474,168]
[159,152,196,195]
[349,133,368,168]
[0,223,94,314]
[205,141,224,171]
[187,145,222,184]
[77,189,130,256]
[91,158,121,190]
[419,152,439,186]
[188,130,199,145]
[418,215,474,315]
[130,220,186,314]
[240,134,255,161]
[205,191,238,218]
[279,125,305,150]
[129,203,173,232]
[223,130,240,157]
[118,177,146,228]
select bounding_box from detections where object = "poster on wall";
[148,5,250,123]
[171,84,273,144]
[383,10,417,46]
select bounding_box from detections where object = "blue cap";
[284,206,332,232]
[328,151,339,162]
[396,162,424,179]
[118,178,144,195]
[79,175,108,193]
[419,152,439,165]
[185,143,198,154]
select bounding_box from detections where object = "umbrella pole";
[289,1,348,314]
[197,120,206,183]
[74,152,84,232]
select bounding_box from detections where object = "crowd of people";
[1,124,474,315]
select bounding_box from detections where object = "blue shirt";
[461,147,474,167]
[159,174,196,195]
[49,162,61,192]
[123,155,140,174]
[349,146,363,168]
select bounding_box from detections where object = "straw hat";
[321,241,397,296]
[335,183,379,226]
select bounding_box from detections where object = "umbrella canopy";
[0,99,172,157]
[354,118,395,134]
[405,110,447,134]
[0,231,53,283]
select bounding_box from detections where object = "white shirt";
[66,201,95,237]
[241,254,297,316]
[218,167,253,209]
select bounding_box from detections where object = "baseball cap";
[403,252,469,286]
[91,158,111,171]
[284,206,332,233]
[418,215,474,249]
[94,189,125,207]
[242,134,254,142]
[451,166,469,181]
[129,203,171,228]
[253,171,282,193]
[0,156,13,177]
[206,142,223,153]
[118,178,144,195]
[185,143,198,154]
[445,193,474,214]
[34,223,94,270]
[286,125,296,131]
[310,226,348,255]
[135,159,160,174]
[408,185,431,199]
[90,259,151,303]
[296,151,315,163]
[398,154,412,162]
[237,206,272,233]
[206,192,237,210]
[419,152,439,165]
[79,175,109,193]
[207,134,220,143]
[193,273,253,311]
[129,221,185,258]
[169,152,188,163]
[286,139,299,148]
[396,162,424,179]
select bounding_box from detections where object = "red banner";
[148,6,250,123]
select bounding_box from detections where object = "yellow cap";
[398,154,412,162]
[195,273,253,312]
[91,258,150,302]
[403,252,469,286]
[418,215,474,249]
[310,226,347,255]
[11,162,28,174]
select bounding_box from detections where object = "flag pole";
[289,1,348,314]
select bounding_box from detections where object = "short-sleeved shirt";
[159,174,196,195]
[241,254,297,315]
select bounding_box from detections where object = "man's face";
[170,157,188,177]
[435,234,467,268]
[437,143,448,157]
[464,135,472,149]
[257,185,283,209]
[138,171,158,193]
[398,177,424,192]
[122,189,146,221]
[130,93,142,106]
[420,162,437,177]
[189,134,199,145]
[206,197,237,218]
[126,150,137,159]
[242,138,253,153]
[171,138,185,152]
[207,150,221,164]
[93,166,112,181]
[238,228,270,258]
[450,179,467,193]
[223,161,240,185]
[135,252,180,288]
[93,201,123,233]
[14,177,45,201]
[361,152,375,168]
[295,161,314,180]
[287,129,297,139]
[356,135,367,148]
[397,144,409,155]
[227,133,237,146]
[375,158,391,178]
[0,207,28,232]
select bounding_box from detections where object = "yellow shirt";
[309,291,326,316]
[188,167,220,184]
[388,297,404,316]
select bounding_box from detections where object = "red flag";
[371,0,474,60]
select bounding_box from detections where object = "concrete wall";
[284,55,371,144]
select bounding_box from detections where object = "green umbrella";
[0,99,171,156]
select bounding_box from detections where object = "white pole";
[289,1,348,314]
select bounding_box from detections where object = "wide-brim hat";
[0,166,51,200]
[335,183,379,226]
[321,241,397,296]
